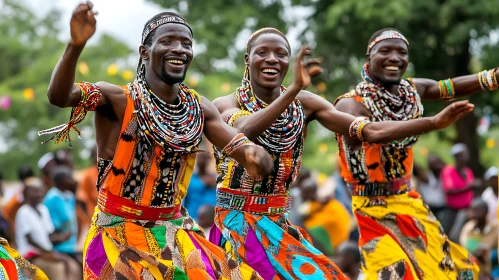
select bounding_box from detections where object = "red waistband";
[216,188,291,215]
[97,190,182,220]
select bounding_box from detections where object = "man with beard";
[334,28,487,279]
[42,2,273,279]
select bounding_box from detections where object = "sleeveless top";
[335,80,422,184]
[97,86,201,207]
[214,101,305,196]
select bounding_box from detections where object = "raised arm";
[413,68,498,101]
[213,47,321,141]
[201,97,273,177]
[303,91,474,143]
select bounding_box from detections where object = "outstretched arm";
[213,47,321,141]
[413,68,498,101]
[303,92,474,143]
[201,97,273,177]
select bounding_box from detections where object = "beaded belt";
[216,188,291,215]
[349,176,412,196]
[97,190,182,220]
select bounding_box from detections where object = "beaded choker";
[235,67,305,152]
[130,75,204,153]
[356,63,423,148]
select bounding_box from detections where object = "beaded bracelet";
[226,110,252,127]
[349,117,371,142]
[222,133,255,156]
[438,79,455,99]
[478,69,498,91]
[38,82,101,146]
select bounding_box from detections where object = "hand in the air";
[292,46,323,90]
[433,100,474,129]
[243,145,273,178]
[70,1,97,46]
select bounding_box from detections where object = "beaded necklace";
[235,66,305,152]
[130,67,204,153]
[356,63,423,149]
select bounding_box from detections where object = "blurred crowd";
[0,142,496,280]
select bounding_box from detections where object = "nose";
[388,51,401,63]
[265,52,278,64]
[171,42,186,54]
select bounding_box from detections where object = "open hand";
[433,100,474,129]
[243,145,273,178]
[291,46,323,90]
[70,1,97,46]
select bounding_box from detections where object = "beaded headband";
[367,30,409,54]
[141,14,193,45]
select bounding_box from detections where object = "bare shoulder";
[96,81,125,97]
[335,95,364,116]
[212,94,239,112]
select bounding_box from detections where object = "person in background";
[481,166,498,221]
[38,152,57,190]
[300,178,351,256]
[459,198,498,279]
[76,146,98,218]
[183,151,217,220]
[332,241,363,280]
[43,167,80,262]
[197,204,216,237]
[15,177,80,280]
[288,167,311,227]
[3,165,36,237]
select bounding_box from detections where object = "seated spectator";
[197,204,215,237]
[288,167,311,227]
[460,198,498,277]
[15,177,80,280]
[44,167,80,261]
[300,178,351,256]
[332,241,362,279]
[481,166,498,221]
[3,165,35,241]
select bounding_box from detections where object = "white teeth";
[167,60,184,65]
[385,66,399,71]
[262,68,278,74]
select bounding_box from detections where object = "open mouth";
[384,65,401,72]
[261,68,279,77]
[166,59,186,66]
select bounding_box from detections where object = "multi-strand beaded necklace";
[234,67,305,153]
[130,71,204,153]
[356,63,423,149]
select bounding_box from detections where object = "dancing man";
[334,28,488,279]
[209,27,473,279]
[42,3,274,279]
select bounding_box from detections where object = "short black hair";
[367,27,404,47]
[18,165,34,182]
[471,198,489,213]
[247,28,291,54]
[51,166,73,186]
[143,11,186,47]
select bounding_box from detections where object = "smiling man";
[333,28,495,279]
[42,2,276,279]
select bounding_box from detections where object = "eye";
[160,40,171,44]
[182,41,192,47]
[257,50,266,55]
[278,51,287,56]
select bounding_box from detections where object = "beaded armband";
[348,117,370,142]
[478,68,498,91]
[222,133,255,156]
[38,82,101,146]
[438,79,455,99]
[226,110,252,127]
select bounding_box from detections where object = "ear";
[139,45,149,61]
[244,53,249,65]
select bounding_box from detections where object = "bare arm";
[303,91,474,143]
[413,68,498,100]
[213,47,321,141]
[201,97,273,177]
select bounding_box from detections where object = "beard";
[160,60,187,85]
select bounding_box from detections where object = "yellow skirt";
[352,193,479,279]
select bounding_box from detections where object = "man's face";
[141,24,193,85]
[367,39,409,85]
[24,186,44,205]
[60,176,77,193]
[246,33,290,90]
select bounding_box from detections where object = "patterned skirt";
[0,238,48,280]
[210,209,348,280]
[83,208,261,280]
[353,193,479,279]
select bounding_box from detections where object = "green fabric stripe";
[150,226,166,249]
[308,226,335,256]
